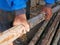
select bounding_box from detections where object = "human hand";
[13,14,30,33]
[42,6,52,20]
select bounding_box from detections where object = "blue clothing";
[45,0,55,4]
[0,0,27,11]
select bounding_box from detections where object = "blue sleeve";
[6,0,13,7]
[12,0,28,10]
[45,0,55,4]
[7,0,28,10]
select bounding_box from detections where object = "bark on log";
[0,12,45,45]
[38,11,60,45]
[52,27,60,45]
[0,5,60,45]
[28,5,60,45]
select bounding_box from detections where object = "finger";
[25,24,30,32]
[21,25,27,34]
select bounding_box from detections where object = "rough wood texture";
[52,13,60,45]
[28,5,60,45]
[46,12,60,45]
[38,12,60,45]
[52,27,60,45]
[28,21,49,45]
[0,13,45,45]
[0,5,60,45]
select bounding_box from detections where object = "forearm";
[13,8,30,32]
[14,8,27,21]
[15,8,26,16]
[14,14,27,23]
[13,8,28,26]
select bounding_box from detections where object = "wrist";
[45,4,53,8]
[15,8,26,15]
[15,14,27,22]
[13,14,27,26]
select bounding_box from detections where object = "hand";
[13,14,30,33]
[42,6,52,20]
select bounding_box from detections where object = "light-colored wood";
[0,5,60,45]
[0,13,45,45]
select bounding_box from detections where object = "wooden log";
[28,5,60,45]
[52,27,60,45]
[46,19,59,45]
[28,20,49,45]
[52,5,60,13]
[0,13,45,45]
[29,13,45,29]
[52,13,60,45]
[46,12,60,45]
[38,12,60,45]
[0,5,60,45]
